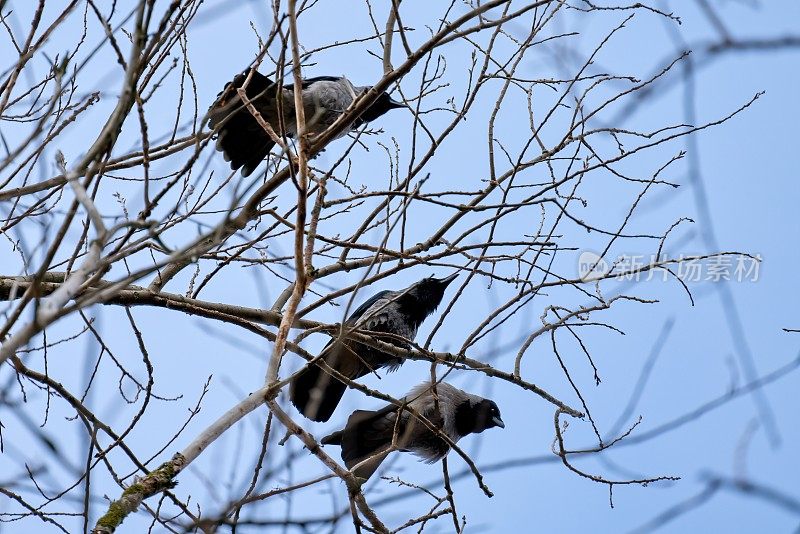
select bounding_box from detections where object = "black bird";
[290,273,459,422]
[207,70,405,176]
[321,381,505,480]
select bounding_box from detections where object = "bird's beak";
[492,415,505,429]
[438,273,459,287]
[387,96,406,109]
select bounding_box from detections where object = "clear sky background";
[1,1,799,532]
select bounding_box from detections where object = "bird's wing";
[208,70,275,127]
[338,399,449,478]
[349,290,412,372]
[345,290,395,326]
[402,394,451,463]
[289,290,403,421]
[351,291,410,356]
[301,75,343,88]
[289,291,399,421]
[315,289,394,369]
[316,336,366,377]
[208,70,280,176]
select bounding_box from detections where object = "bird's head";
[358,90,406,123]
[455,398,505,436]
[403,273,458,317]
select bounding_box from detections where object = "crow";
[207,70,404,175]
[290,273,458,422]
[321,381,504,480]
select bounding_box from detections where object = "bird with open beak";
[290,273,459,422]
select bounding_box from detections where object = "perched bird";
[321,381,505,480]
[207,70,405,176]
[290,273,459,422]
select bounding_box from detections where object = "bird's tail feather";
[208,70,276,176]
[289,340,369,422]
[340,407,398,480]
[289,362,348,423]
[320,430,343,445]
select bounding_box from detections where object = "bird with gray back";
[207,69,405,176]
[290,273,459,422]
[321,381,505,480]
